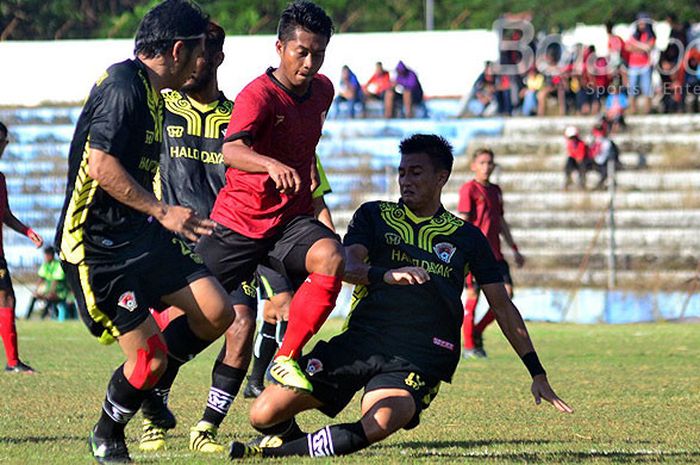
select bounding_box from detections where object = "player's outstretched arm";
[88,148,214,242]
[500,216,525,268]
[2,199,43,248]
[481,282,573,414]
[223,139,300,194]
[343,244,430,286]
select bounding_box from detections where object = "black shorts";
[257,265,292,300]
[0,257,12,292]
[196,215,338,293]
[63,234,210,342]
[300,332,441,430]
[231,279,258,310]
[468,259,512,290]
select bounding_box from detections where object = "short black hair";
[0,121,7,139]
[44,246,56,256]
[205,22,225,56]
[278,1,334,43]
[134,0,209,58]
[399,134,454,174]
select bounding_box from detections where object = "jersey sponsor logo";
[305,358,323,376]
[432,337,455,351]
[433,242,457,264]
[385,232,402,245]
[168,146,224,164]
[308,426,334,457]
[166,125,185,138]
[404,372,426,391]
[274,115,285,126]
[391,248,454,278]
[117,291,138,312]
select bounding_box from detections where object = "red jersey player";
[0,121,44,373]
[195,1,344,394]
[458,147,524,358]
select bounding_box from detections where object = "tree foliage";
[0,0,697,40]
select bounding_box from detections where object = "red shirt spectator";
[567,137,589,162]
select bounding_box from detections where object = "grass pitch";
[1,319,699,464]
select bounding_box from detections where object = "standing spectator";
[658,54,684,113]
[333,65,364,118]
[590,54,612,114]
[0,121,44,373]
[25,246,71,321]
[362,61,392,103]
[626,13,656,114]
[563,126,592,190]
[385,60,424,118]
[459,148,525,358]
[606,21,628,84]
[664,13,689,65]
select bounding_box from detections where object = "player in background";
[195,0,344,395]
[228,134,572,459]
[55,2,235,463]
[243,167,335,399]
[0,121,44,373]
[458,148,525,358]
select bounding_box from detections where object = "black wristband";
[367,267,388,285]
[521,352,546,378]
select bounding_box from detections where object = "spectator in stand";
[363,61,392,103]
[459,61,496,117]
[385,60,424,118]
[658,53,684,114]
[590,54,612,114]
[605,80,629,132]
[606,21,628,85]
[682,48,700,113]
[664,13,689,65]
[626,13,656,114]
[588,123,620,190]
[563,126,592,190]
[334,65,364,118]
[25,246,72,321]
[520,67,544,116]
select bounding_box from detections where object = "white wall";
[0,23,673,107]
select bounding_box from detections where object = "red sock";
[277,273,342,359]
[475,308,496,335]
[462,298,478,349]
[149,307,172,331]
[0,307,19,366]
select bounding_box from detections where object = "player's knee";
[128,335,168,390]
[249,397,277,429]
[307,239,345,275]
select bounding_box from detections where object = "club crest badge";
[306,358,323,376]
[433,242,456,263]
[118,291,138,312]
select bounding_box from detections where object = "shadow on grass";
[1,435,84,444]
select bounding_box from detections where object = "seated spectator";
[626,13,656,114]
[563,126,593,190]
[683,48,700,113]
[519,67,544,116]
[605,81,629,132]
[385,60,425,118]
[459,61,496,117]
[588,123,621,190]
[333,65,364,118]
[25,246,72,321]
[363,61,392,102]
[658,53,684,114]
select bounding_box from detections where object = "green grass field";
[1,319,699,465]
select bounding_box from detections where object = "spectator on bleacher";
[459,61,496,117]
[519,67,545,116]
[626,13,656,114]
[606,21,628,84]
[590,54,612,114]
[658,53,684,114]
[362,61,392,103]
[588,123,621,190]
[0,121,44,373]
[333,65,364,118]
[682,47,700,113]
[385,60,424,118]
[25,246,72,321]
[563,125,592,190]
[664,13,689,65]
[605,81,629,132]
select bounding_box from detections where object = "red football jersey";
[457,180,504,260]
[211,68,333,238]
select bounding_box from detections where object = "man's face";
[170,39,205,90]
[398,152,445,211]
[276,27,328,90]
[471,153,495,183]
[181,49,218,93]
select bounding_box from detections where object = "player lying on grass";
[228,133,573,459]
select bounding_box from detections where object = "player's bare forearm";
[88,148,167,221]
[481,283,535,356]
[500,216,517,249]
[343,244,371,285]
[222,140,274,173]
[3,209,29,234]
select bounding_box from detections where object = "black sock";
[248,322,277,387]
[275,320,288,346]
[95,365,147,439]
[142,315,213,415]
[262,422,369,457]
[254,417,304,439]
[201,354,247,427]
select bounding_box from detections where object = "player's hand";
[531,374,573,413]
[267,160,301,195]
[384,266,430,285]
[27,228,43,248]
[514,251,525,268]
[159,205,215,242]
